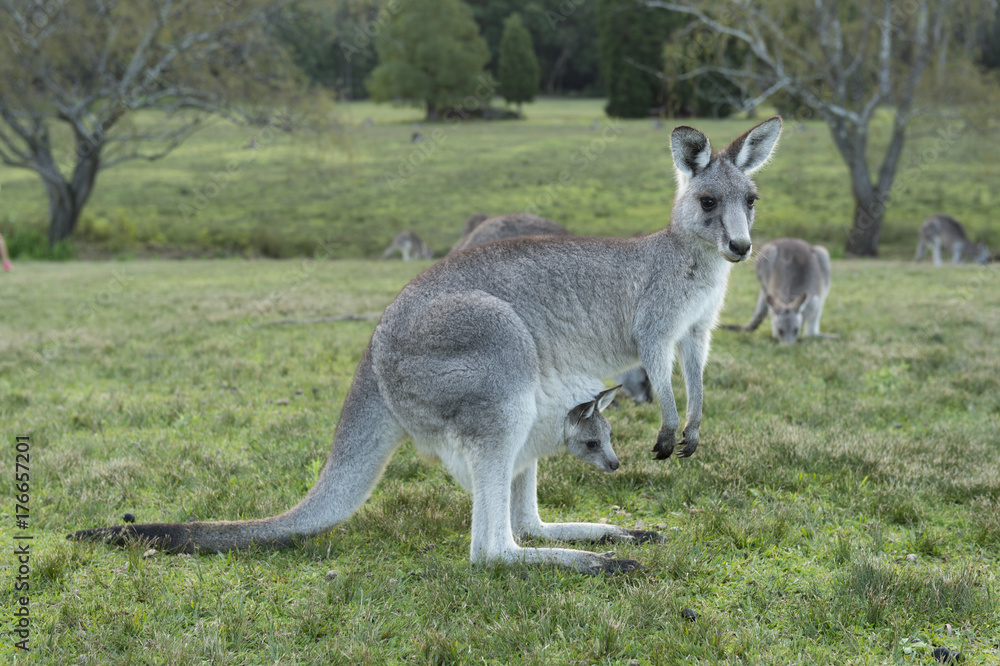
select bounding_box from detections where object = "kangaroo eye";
[700,197,716,212]
[747,195,758,208]
[586,440,600,450]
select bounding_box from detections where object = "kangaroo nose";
[729,239,750,256]
[608,459,620,472]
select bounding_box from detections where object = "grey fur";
[565,386,621,473]
[449,213,571,255]
[69,117,782,574]
[382,231,433,261]
[729,238,832,344]
[915,214,990,265]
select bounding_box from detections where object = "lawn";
[1,99,998,260]
[1,256,998,663]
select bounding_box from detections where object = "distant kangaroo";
[449,213,571,255]
[565,386,621,473]
[726,238,831,344]
[614,366,653,404]
[70,117,782,574]
[915,214,990,266]
[381,231,433,261]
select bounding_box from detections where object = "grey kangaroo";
[614,366,653,404]
[915,214,990,266]
[727,238,831,344]
[70,117,782,574]
[565,386,621,473]
[449,213,571,254]
[381,231,433,261]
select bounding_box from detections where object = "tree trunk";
[425,100,438,122]
[845,191,883,257]
[46,151,100,246]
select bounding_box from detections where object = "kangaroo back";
[449,214,571,254]
[68,345,405,552]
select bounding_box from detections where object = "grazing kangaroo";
[381,231,433,261]
[726,238,831,344]
[448,213,571,255]
[915,214,990,266]
[565,386,621,473]
[69,117,782,574]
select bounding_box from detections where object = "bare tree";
[0,0,299,246]
[646,0,963,256]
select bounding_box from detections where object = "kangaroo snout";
[606,458,620,472]
[728,239,751,258]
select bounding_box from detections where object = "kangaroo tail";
[68,344,404,553]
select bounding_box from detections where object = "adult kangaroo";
[727,238,832,344]
[449,213,571,254]
[915,214,990,266]
[69,118,782,574]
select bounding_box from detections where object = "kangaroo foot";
[597,529,665,545]
[676,438,699,458]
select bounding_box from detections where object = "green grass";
[1,99,998,260]
[2,257,999,663]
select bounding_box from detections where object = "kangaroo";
[726,238,831,344]
[448,213,571,255]
[381,231,433,261]
[449,213,491,253]
[613,366,653,404]
[69,117,782,574]
[915,214,990,266]
[565,386,621,473]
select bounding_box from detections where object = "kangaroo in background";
[70,117,782,574]
[449,213,571,255]
[726,238,831,344]
[915,214,990,266]
[565,386,621,472]
[381,231,433,261]
[614,366,653,404]
[448,213,490,254]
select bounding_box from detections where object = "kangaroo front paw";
[652,428,676,459]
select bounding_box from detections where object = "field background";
[1,99,999,663]
[1,99,998,260]
[1,256,999,663]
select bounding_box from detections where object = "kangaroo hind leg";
[510,461,662,547]
[466,419,640,575]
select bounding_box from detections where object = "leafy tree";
[597,0,672,118]
[466,0,602,95]
[661,25,746,118]
[498,13,540,116]
[366,0,491,121]
[0,0,303,247]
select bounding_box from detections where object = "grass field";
[1,99,998,260]
[2,256,999,663]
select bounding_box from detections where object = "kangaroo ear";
[725,116,782,174]
[766,293,781,311]
[790,292,809,313]
[596,385,621,412]
[569,401,597,425]
[671,125,712,179]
